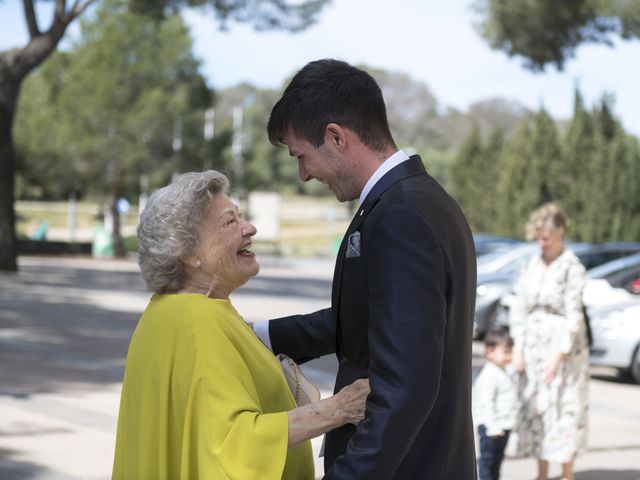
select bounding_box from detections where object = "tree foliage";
[493,109,562,237]
[16,1,212,254]
[130,0,328,31]
[474,0,640,71]
[453,125,509,234]
[454,90,640,242]
[0,0,95,270]
[0,0,330,270]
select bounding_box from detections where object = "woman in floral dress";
[510,203,589,480]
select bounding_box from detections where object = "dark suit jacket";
[270,155,477,479]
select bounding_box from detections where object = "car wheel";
[631,346,640,385]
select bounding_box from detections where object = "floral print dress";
[509,249,589,463]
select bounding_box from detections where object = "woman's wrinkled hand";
[336,378,370,425]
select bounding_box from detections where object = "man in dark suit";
[260,59,477,479]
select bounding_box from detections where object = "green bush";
[123,235,138,253]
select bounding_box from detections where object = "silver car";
[589,300,640,384]
[475,242,612,338]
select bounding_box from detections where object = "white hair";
[137,170,229,293]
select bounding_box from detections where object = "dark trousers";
[478,425,510,480]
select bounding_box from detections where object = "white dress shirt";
[359,150,410,204]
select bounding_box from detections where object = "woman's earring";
[193,258,202,267]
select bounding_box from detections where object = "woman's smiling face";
[190,193,259,297]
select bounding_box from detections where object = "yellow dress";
[112,294,314,479]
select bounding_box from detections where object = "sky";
[1,0,639,136]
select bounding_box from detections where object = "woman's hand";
[335,378,370,425]
[542,352,566,384]
[512,350,526,373]
[287,378,370,448]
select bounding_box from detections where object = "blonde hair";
[525,202,569,241]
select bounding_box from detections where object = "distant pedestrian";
[510,202,589,480]
[473,328,517,480]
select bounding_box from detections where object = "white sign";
[248,191,281,242]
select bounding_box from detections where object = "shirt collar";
[359,150,410,205]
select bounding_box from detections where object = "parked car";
[475,244,539,338]
[582,253,640,313]
[473,234,522,257]
[589,299,640,384]
[577,243,640,271]
[477,242,640,339]
[585,252,640,296]
[476,243,539,275]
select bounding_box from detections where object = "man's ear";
[325,123,347,150]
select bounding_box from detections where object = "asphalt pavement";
[1,255,639,480]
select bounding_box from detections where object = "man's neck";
[358,149,410,204]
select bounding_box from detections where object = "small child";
[473,328,517,480]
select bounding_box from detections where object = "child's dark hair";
[484,327,514,349]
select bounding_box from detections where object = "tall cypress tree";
[495,108,561,237]
[451,125,484,231]
[605,131,640,242]
[586,97,619,242]
[476,127,504,233]
[623,137,640,241]
[561,89,594,240]
[495,121,533,237]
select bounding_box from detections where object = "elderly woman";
[112,171,369,479]
[510,203,589,480]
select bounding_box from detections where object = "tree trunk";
[0,76,20,271]
[110,199,125,258]
[0,0,93,271]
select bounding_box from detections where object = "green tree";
[607,133,640,241]
[476,127,504,233]
[495,108,562,237]
[1,0,94,271]
[0,0,330,270]
[14,65,83,200]
[451,126,504,233]
[560,89,594,240]
[451,126,483,230]
[620,137,640,241]
[581,96,640,242]
[474,0,640,71]
[368,68,443,151]
[15,2,210,255]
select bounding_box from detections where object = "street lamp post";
[203,108,215,170]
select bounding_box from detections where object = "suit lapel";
[331,155,426,345]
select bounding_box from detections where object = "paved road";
[1,256,639,479]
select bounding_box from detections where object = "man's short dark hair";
[267,59,396,151]
[484,327,514,349]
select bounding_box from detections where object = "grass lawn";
[16,196,351,257]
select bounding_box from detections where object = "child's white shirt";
[473,362,518,436]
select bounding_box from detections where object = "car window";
[614,266,640,290]
[580,250,639,271]
[578,253,606,270]
[499,255,530,275]
[477,250,508,266]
